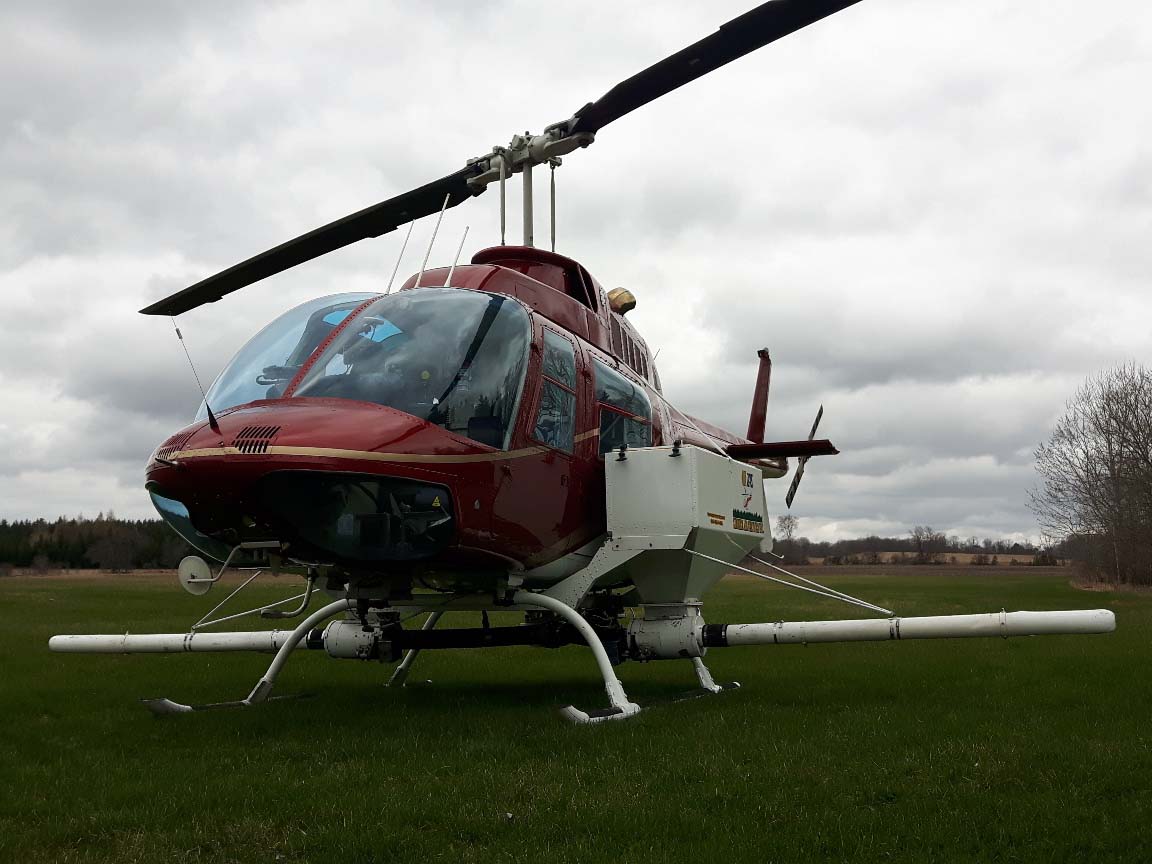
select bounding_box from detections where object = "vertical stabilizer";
[746,348,772,443]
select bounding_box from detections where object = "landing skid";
[512,590,641,724]
[562,657,738,721]
[559,704,638,724]
[387,609,444,688]
[122,590,644,724]
[691,655,734,695]
[673,682,741,703]
[140,693,309,716]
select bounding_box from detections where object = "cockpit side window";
[593,359,652,455]
[532,329,577,453]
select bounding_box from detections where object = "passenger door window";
[593,359,652,455]
[532,330,577,453]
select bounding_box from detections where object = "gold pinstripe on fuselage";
[167,428,602,465]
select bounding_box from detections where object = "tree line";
[771,516,1058,567]
[1030,364,1152,586]
[0,514,191,575]
[3,512,1055,575]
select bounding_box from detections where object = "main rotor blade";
[570,0,864,135]
[140,167,482,316]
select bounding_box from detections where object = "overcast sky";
[2,0,1149,542]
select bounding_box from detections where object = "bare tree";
[773,514,805,564]
[910,526,947,565]
[1030,365,1152,584]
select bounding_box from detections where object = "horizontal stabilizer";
[727,439,839,460]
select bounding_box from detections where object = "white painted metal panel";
[603,445,773,603]
[605,445,770,544]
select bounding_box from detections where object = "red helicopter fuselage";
[146,246,777,590]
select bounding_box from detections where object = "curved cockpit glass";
[291,288,531,449]
[194,293,375,422]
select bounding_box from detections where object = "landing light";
[608,288,636,315]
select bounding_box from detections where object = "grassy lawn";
[0,567,1148,863]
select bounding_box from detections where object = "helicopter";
[50,0,1114,723]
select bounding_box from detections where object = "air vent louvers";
[232,425,281,454]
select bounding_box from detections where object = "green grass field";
[1,567,1148,863]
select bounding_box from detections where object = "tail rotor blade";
[807,404,824,440]
[785,404,824,509]
[785,461,805,509]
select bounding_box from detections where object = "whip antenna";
[170,317,220,433]
[415,193,451,289]
[384,221,415,294]
[445,226,470,287]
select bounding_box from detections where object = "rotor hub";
[465,125,595,192]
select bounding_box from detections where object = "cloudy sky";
[2,0,1149,542]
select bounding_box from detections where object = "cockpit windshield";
[291,288,531,449]
[194,293,375,422]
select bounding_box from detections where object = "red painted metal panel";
[145,246,771,585]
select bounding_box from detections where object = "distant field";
[803,552,1056,566]
[1,567,1148,863]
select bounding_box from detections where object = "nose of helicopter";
[146,398,497,563]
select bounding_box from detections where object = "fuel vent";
[233,425,281,454]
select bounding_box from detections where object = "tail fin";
[746,348,772,442]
